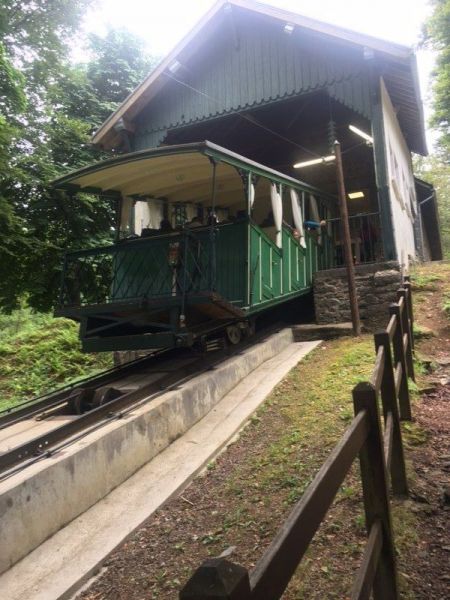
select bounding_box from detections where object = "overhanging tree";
[423,0,450,156]
[419,0,450,258]
[0,2,156,311]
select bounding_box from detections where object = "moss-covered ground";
[0,308,112,412]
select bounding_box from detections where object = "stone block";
[313,262,401,331]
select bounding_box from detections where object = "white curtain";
[249,182,255,209]
[271,183,283,247]
[310,194,322,245]
[290,188,306,249]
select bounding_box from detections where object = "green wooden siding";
[133,16,371,151]
[214,221,247,305]
[247,223,330,314]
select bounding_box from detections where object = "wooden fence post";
[397,288,415,381]
[353,382,399,600]
[402,280,414,351]
[179,558,252,600]
[389,303,412,421]
[374,332,409,496]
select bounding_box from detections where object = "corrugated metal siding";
[133,19,371,151]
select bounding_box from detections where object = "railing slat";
[351,520,383,600]
[398,289,415,382]
[386,315,397,342]
[371,346,385,393]
[353,384,399,600]
[384,412,394,473]
[249,410,370,600]
[403,333,408,353]
[394,363,402,397]
[374,332,409,497]
[389,302,412,421]
[403,281,414,350]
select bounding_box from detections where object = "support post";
[397,289,415,381]
[180,558,251,600]
[403,278,415,351]
[353,383,399,600]
[334,140,361,336]
[389,303,412,421]
[374,332,409,496]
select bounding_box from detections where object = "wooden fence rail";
[180,277,415,600]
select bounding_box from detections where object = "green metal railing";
[58,228,217,309]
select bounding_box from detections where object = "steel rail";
[0,325,281,477]
[0,349,170,430]
[0,355,206,475]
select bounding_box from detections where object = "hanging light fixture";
[348,191,365,200]
[349,125,374,145]
[293,155,336,169]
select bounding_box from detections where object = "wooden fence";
[180,277,415,600]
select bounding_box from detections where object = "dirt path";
[78,263,450,600]
[400,263,450,599]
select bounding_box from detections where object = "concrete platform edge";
[0,340,321,600]
[0,328,291,573]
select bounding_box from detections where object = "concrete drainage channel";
[0,328,320,600]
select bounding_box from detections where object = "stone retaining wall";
[313,261,402,331]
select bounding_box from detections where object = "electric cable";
[162,71,321,158]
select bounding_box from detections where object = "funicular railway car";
[54,142,336,352]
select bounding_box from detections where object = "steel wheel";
[226,324,242,345]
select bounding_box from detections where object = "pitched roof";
[92,0,426,155]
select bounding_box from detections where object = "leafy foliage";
[0,307,111,411]
[415,154,450,259]
[422,0,450,156]
[0,2,156,312]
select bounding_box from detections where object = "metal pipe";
[418,194,434,206]
[210,160,217,290]
[334,141,361,336]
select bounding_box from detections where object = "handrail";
[180,281,415,600]
[250,410,369,600]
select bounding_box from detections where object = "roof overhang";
[52,140,336,203]
[92,0,427,155]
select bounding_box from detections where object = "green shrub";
[0,308,112,411]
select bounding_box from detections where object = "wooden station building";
[92,0,442,267]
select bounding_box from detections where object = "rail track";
[0,326,274,481]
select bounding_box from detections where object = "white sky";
[79,0,436,144]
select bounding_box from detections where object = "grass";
[210,335,421,598]
[0,308,112,412]
[174,335,420,599]
[225,337,375,504]
[177,336,418,597]
[410,271,443,291]
[443,292,450,320]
